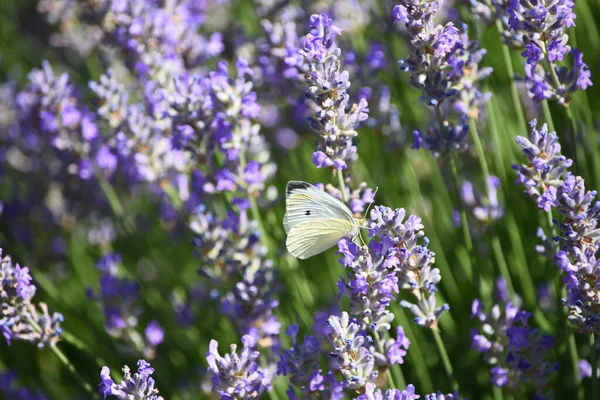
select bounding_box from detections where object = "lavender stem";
[432,329,458,391]
[495,20,527,135]
[591,334,599,400]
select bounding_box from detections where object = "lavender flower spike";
[471,279,558,397]
[99,360,163,399]
[369,206,450,329]
[277,324,334,398]
[327,312,379,390]
[300,13,369,170]
[514,119,573,212]
[0,248,63,347]
[508,0,592,103]
[206,335,271,399]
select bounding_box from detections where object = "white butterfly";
[283,180,367,259]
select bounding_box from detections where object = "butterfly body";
[284,180,363,259]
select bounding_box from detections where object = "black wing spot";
[305,210,311,216]
[287,181,311,195]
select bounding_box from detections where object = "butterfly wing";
[286,218,355,259]
[283,181,355,234]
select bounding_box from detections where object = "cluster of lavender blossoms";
[89,253,164,358]
[0,248,63,347]
[471,279,558,398]
[357,383,460,400]
[507,0,592,103]
[467,0,526,48]
[514,120,573,212]
[0,62,115,258]
[515,120,600,334]
[277,323,344,399]
[38,0,224,64]
[99,359,163,399]
[393,0,492,155]
[368,206,450,329]
[206,335,271,399]
[300,13,369,171]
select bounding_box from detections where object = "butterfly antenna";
[362,186,378,222]
[358,230,367,246]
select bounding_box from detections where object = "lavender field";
[1,0,599,399]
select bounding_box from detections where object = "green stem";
[50,345,97,397]
[261,354,280,400]
[568,330,583,399]
[373,333,399,389]
[565,106,581,175]
[449,156,473,254]
[541,100,556,132]
[239,149,274,257]
[468,118,490,183]
[491,233,515,297]
[493,386,503,400]
[496,20,528,135]
[337,169,349,202]
[432,329,458,392]
[28,317,97,397]
[486,96,508,183]
[591,334,599,400]
[98,174,124,217]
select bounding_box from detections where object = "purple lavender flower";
[514,119,573,211]
[467,0,525,48]
[355,382,420,400]
[424,392,461,400]
[471,279,558,397]
[206,335,272,399]
[0,371,47,400]
[277,324,334,398]
[1,62,117,252]
[507,0,592,103]
[144,320,165,347]
[516,119,600,335]
[394,2,491,155]
[460,176,504,225]
[99,360,163,399]
[579,359,593,378]
[90,253,161,357]
[394,2,492,110]
[221,260,281,348]
[411,117,469,156]
[300,13,369,171]
[369,206,449,329]
[326,312,379,390]
[0,248,63,347]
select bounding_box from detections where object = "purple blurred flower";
[460,176,504,225]
[0,371,47,400]
[91,253,161,357]
[277,324,334,397]
[144,321,164,347]
[579,359,592,378]
[471,279,557,397]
